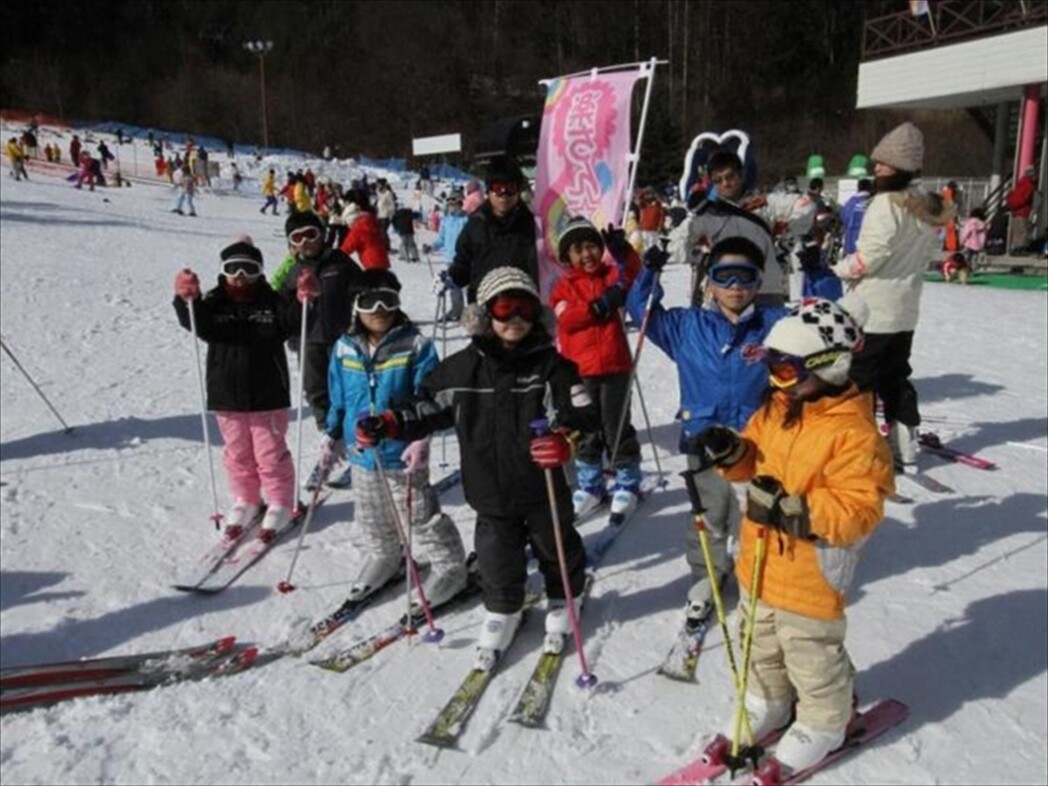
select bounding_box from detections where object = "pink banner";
[533,69,642,299]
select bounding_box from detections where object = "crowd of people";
[1,111,1033,775]
[161,120,997,775]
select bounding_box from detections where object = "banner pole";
[620,56,659,226]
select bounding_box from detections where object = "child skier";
[625,237,788,633]
[317,269,468,605]
[550,216,644,520]
[355,267,599,668]
[173,238,317,541]
[691,295,893,778]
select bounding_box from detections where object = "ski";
[0,643,255,715]
[174,495,327,594]
[432,468,462,495]
[887,492,915,505]
[506,574,595,728]
[657,620,711,683]
[749,698,910,785]
[918,432,997,470]
[173,508,267,591]
[896,471,954,495]
[416,614,529,749]
[656,726,789,786]
[272,563,409,657]
[311,570,483,673]
[0,636,237,690]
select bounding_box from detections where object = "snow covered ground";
[1,136,1047,785]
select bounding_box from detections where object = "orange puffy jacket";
[722,386,894,621]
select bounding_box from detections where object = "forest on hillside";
[1,0,994,183]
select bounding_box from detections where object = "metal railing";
[863,0,1048,60]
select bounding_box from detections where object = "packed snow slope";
[1,146,1046,786]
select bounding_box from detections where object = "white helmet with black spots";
[763,294,869,386]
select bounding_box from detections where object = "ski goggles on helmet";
[221,258,263,280]
[486,293,540,323]
[708,261,762,289]
[355,288,401,314]
[288,225,322,247]
[764,347,846,389]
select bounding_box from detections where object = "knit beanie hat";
[359,268,402,293]
[284,210,325,237]
[219,239,263,266]
[475,266,539,305]
[557,216,604,263]
[462,266,547,338]
[870,122,924,173]
[485,155,524,187]
[762,294,869,386]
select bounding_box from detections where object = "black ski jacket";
[173,279,300,412]
[399,331,598,517]
[449,201,540,302]
[277,247,363,346]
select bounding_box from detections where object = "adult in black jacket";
[277,211,364,430]
[358,267,599,668]
[449,156,539,302]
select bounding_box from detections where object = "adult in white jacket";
[832,122,954,469]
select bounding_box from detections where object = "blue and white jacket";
[625,268,788,449]
[325,320,439,471]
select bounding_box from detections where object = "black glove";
[601,224,631,265]
[683,426,744,470]
[643,245,669,272]
[746,475,810,538]
[588,285,626,320]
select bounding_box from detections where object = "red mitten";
[296,268,320,303]
[174,268,201,301]
[529,432,574,469]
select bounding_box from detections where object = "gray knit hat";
[475,266,539,305]
[871,122,924,173]
[557,216,604,262]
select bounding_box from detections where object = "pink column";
[1017,84,1040,175]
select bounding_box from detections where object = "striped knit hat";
[475,266,539,305]
[557,216,604,263]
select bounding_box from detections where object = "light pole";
[243,40,274,151]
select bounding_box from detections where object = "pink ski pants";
[215,409,295,510]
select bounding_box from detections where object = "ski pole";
[0,337,75,434]
[608,247,666,481]
[531,418,596,689]
[430,284,444,344]
[294,290,310,493]
[729,525,769,767]
[276,298,317,594]
[439,290,449,468]
[680,469,752,744]
[182,302,222,530]
[423,250,436,278]
[630,371,666,488]
[373,448,444,642]
[276,480,325,594]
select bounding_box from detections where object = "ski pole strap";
[679,469,707,515]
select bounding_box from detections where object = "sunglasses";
[221,258,263,280]
[487,294,540,323]
[288,226,322,246]
[708,262,762,288]
[356,288,401,314]
[489,183,519,198]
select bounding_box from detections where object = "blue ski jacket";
[326,320,439,471]
[625,268,788,449]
